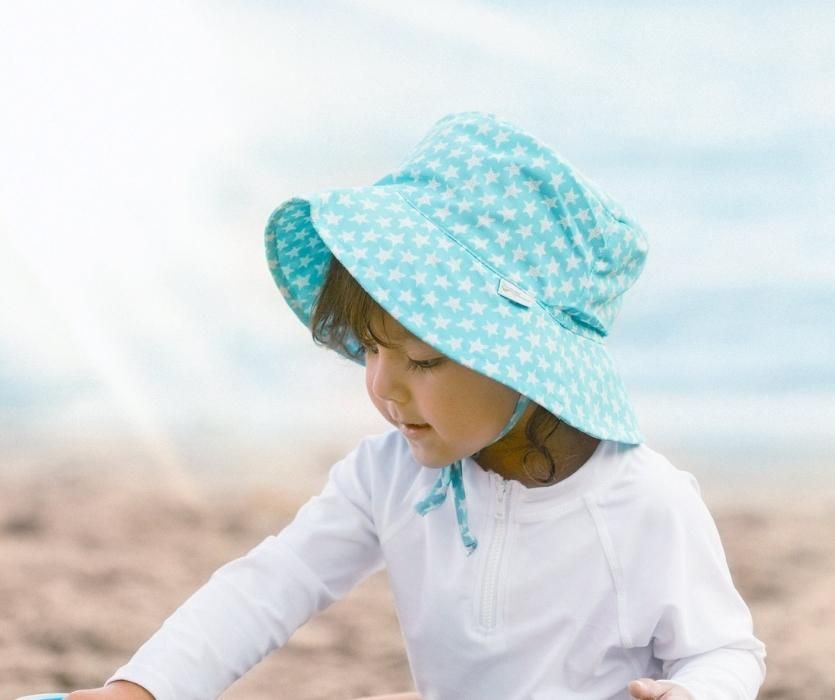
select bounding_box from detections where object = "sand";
[2,460,834,700]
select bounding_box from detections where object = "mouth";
[398,422,431,438]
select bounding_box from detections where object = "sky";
[1,0,833,483]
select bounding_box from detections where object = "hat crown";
[375,112,648,339]
[265,111,648,443]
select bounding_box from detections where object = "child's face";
[364,313,521,468]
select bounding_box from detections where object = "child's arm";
[655,648,765,699]
[97,447,384,700]
[616,468,766,699]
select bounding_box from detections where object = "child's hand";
[66,681,155,700]
[628,678,694,699]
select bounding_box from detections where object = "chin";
[407,445,462,469]
[409,452,447,469]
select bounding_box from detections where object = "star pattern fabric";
[414,463,477,554]
[265,111,648,445]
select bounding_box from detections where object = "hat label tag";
[497,279,534,308]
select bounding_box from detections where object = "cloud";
[2,0,833,465]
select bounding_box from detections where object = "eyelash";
[362,345,441,372]
[407,358,442,372]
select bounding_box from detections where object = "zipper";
[477,475,512,631]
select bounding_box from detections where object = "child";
[66,112,765,700]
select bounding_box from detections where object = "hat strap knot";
[415,461,478,555]
[414,395,530,555]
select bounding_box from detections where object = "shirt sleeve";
[106,446,384,700]
[620,469,766,700]
[663,648,766,700]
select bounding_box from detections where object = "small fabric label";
[497,279,534,308]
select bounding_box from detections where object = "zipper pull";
[495,478,509,519]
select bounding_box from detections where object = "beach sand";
[2,459,833,700]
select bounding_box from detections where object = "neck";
[473,408,601,487]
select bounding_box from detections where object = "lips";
[397,421,431,439]
[389,413,427,427]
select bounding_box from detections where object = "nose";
[367,351,409,405]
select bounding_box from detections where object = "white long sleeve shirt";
[109,430,766,700]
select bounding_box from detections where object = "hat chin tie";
[414,395,530,555]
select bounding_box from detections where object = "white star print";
[268,113,648,444]
[504,183,522,198]
[524,178,541,193]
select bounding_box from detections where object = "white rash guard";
[108,430,766,700]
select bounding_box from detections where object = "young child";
[67,112,765,700]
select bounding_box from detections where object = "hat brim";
[265,184,642,444]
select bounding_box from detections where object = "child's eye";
[407,357,443,372]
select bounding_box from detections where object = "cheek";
[431,369,518,429]
[459,367,518,405]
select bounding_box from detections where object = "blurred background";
[2,2,834,698]
[2,0,833,489]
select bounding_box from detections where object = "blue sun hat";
[265,111,648,552]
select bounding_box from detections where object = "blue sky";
[1,1,833,479]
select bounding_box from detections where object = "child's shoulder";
[596,441,704,513]
[592,443,721,560]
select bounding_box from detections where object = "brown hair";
[310,255,566,484]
